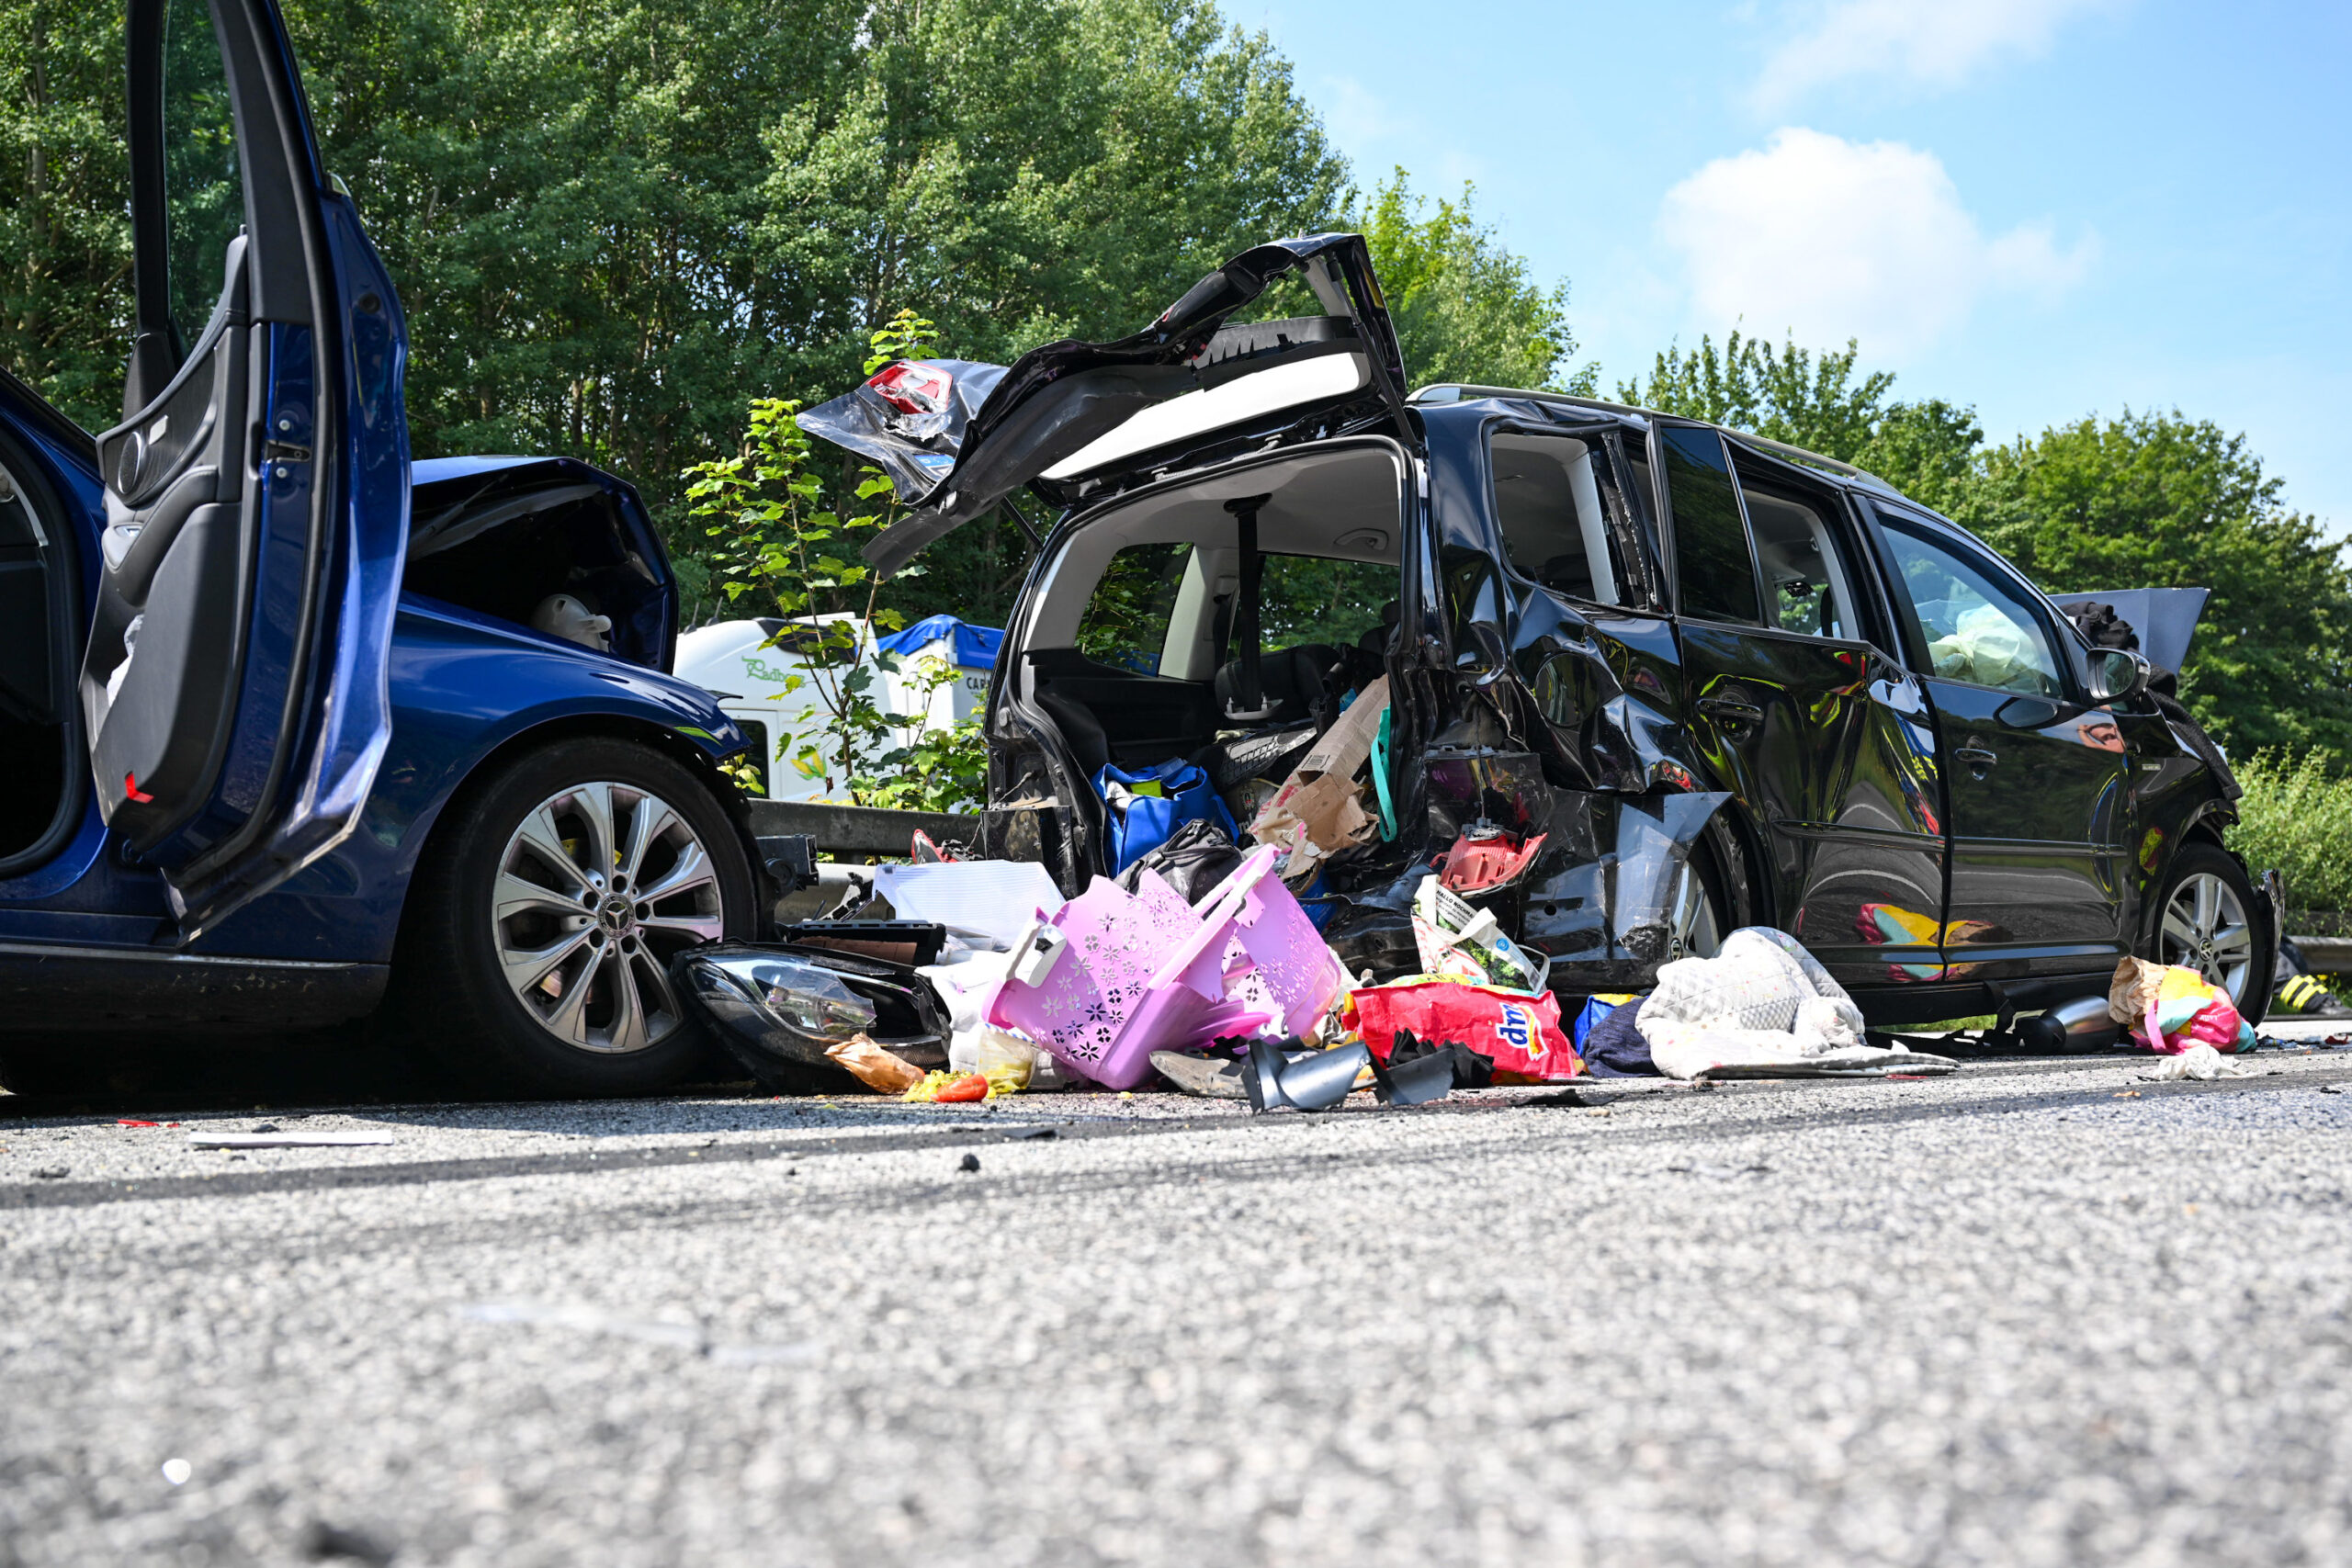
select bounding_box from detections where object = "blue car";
[0,0,763,1095]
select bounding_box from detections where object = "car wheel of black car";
[1667,827,1737,962]
[2149,840,2273,1021]
[397,737,755,1095]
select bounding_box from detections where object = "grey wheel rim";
[492,782,725,1055]
[2159,870,2256,1005]
[1668,861,1724,962]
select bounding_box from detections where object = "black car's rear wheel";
[2149,840,2272,1022]
[395,737,755,1095]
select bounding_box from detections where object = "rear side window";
[1732,461,1863,642]
[1488,433,1622,605]
[1661,427,1761,625]
[1075,542,1193,672]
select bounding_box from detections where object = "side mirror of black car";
[2086,647,2150,705]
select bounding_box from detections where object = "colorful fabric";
[2109,958,2253,1054]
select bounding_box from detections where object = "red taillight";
[865,361,951,416]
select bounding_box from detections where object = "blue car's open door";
[81,0,407,942]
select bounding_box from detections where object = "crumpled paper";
[1249,677,1388,881]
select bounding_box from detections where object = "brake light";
[865,361,951,416]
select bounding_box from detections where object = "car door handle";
[1696,695,1766,725]
[1955,740,1998,775]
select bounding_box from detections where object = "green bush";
[2229,750,2352,914]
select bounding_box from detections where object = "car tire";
[1667,824,1738,962]
[394,737,757,1096]
[2147,840,2273,1023]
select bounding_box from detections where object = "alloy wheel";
[2159,870,2256,1004]
[1667,861,1724,962]
[492,782,726,1054]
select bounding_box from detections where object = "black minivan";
[802,234,2272,1028]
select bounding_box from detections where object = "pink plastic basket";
[987,847,1340,1090]
[1198,850,1345,1041]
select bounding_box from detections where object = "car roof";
[1407,382,1906,500]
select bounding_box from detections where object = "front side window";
[1873,511,2063,696]
[1661,426,1761,625]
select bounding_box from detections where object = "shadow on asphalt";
[0,1023,763,1122]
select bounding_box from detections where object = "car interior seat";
[1213,644,1339,730]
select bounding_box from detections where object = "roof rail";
[1408,383,1652,421]
[1408,382,1900,495]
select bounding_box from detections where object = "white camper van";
[672,614,1000,799]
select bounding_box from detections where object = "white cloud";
[1657,128,2093,359]
[1754,0,2122,107]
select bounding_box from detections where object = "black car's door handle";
[1697,694,1766,726]
[1955,740,1998,775]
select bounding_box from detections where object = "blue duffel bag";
[1091,759,1240,876]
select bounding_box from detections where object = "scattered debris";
[957,1153,981,1173]
[2138,1043,2252,1082]
[161,1458,191,1485]
[1002,1125,1058,1141]
[1242,1039,1371,1112]
[32,1166,69,1179]
[1668,1161,1772,1179]
[902,1070,990,1103]
[823,1033,927,1095]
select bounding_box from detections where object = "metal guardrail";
[745,798,982,859]
[2291,936,2352,972]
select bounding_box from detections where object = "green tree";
[0,0,132,430]
[1355,168,1585,393]
[1974,411,2352,758]
[1615,329,1894,462]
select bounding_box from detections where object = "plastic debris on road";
[823,1033,927,1094]
[989,844,1343,1090]
[1345,979,1578,1082]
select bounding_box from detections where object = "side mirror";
[2087,648,2150,705]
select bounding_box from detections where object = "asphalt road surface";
[6,1032,2352,1566]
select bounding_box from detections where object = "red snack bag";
[1343,980,1578,1080]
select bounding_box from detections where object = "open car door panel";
[797,233,1411,578]
[80,0,406,942]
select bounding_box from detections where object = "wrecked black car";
[800,233,2275,1028]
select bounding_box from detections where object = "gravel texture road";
[5,1033,2352,1566]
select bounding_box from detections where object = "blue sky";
[1235,0,2352,532]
